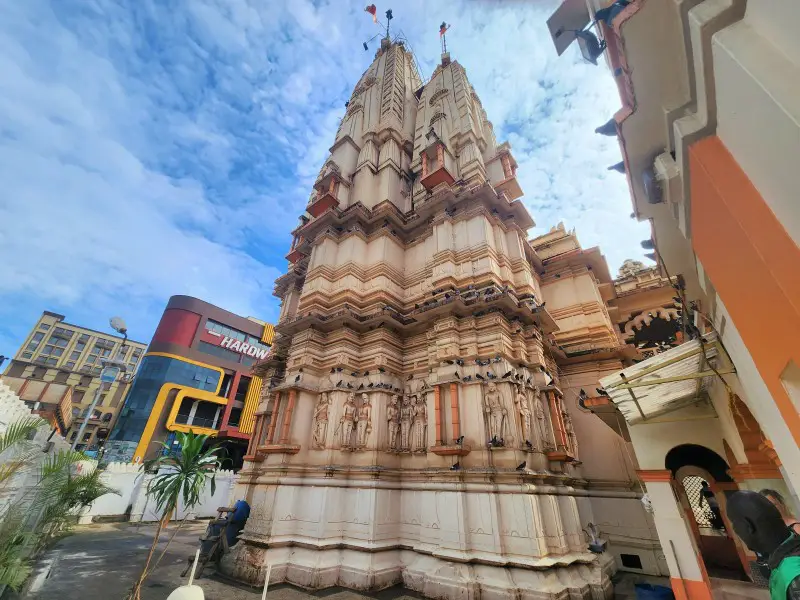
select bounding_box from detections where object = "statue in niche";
[387,394,400,451]
[312,392,332,449]
[563,410,579,459]
[412,394,428,452]
[535,392,554,451]
[483,382,507,443]
[339,393,357,450]
[399,395,414,451]
[514,385,534,448]
[356,393,372,448]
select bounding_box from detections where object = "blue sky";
[0,0,649,356]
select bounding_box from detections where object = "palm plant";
[127,431,222,600]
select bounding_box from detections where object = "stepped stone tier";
[222,39,657,599]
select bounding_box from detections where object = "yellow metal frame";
[165,386,228,435]
[131,352,224,463]
[238,375,263,434]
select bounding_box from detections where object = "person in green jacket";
[727,490,800,599]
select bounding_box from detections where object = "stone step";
[711,577,769,600]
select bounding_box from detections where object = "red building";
[106,296,274,467]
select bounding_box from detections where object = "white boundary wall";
[80,463,238,523]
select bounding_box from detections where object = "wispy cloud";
[0,0,648,354]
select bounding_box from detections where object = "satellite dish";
[110,316,128,334]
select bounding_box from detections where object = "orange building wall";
[690,135,800,445]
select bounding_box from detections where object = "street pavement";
[22,521,667,600]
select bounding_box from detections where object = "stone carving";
[514,385,533,447]
[387,394,400,451]
[563,410,578,459]
[356,393,372,448]
[535,391,554,451]
[483,382,507,443]
[412,394,428,452]
[399,395,413,451]
[312,392,332,449]
[339,393,357,450]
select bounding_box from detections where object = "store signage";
[219,336,269,359]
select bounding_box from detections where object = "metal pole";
[71,378,106,451]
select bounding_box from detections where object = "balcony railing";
[174,414,217,429]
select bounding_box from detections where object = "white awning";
[598,333,733,424]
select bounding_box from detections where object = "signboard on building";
[218,336,269,359]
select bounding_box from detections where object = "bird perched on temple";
[597,387,609,397]
[378,367,386,373]
[363,371,369,376]
[347,383,353,389]
[336,367,343,372]
[294,374,301,382]
[450,462,460,471]
[456,435,465,445]
[516,461,526,471]
[493,356,502,363]
[487,372,496,379]
[502,371,512,379]
[368,383,374,388]
[443,359,454,365]
[336,380,343,387]
[526,377,532,384]
[475,374,485,380]
[351,372,358,377]
[462,375,472,382]
[330,368,336,373]
[407,374,413,381]
[455,359,464,366]
[454,372,460,380]
[358,383,364,390]
[525,440,533,450]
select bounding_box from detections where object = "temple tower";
[223,41,618,599]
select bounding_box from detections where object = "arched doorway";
[665,444,748,581]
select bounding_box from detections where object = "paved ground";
[22,522,670,600]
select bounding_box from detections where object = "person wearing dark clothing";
[727,490,800,600]
[700,481,725,531]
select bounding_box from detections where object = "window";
[39,324,50,330]
[79,376,91,386]
[133,348,142,358]
[102,413,113,422]
[32,332,44,343]
[26,342,38,351]
[46,358,58,365]
[52,347,64,357]
[92,366,102,374]
[32,366,47,379]
[101,349,111,357]
[70,351,80,360]
[86,356,96,364]
[92,344,104,354]
[219,373,233,398]
[70,432,78,441]
[82,432,92,441]
[73,390,85,403]
[131,355,139,364]
[65,361,75,369]
[74,342,86,353]
[116,350,127,361]
[71,407,80,417]
[235,376,252,403]
[42,345,55,355]
[228,407,243,427]
[54,371,69,384]
[22,352,32,359]
[48,336,68,348]
[620,554,643,570]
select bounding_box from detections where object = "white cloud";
[0,0,648,355]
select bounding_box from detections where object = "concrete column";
[434,385,442,445]
[266,393,281,444]
[449,382,460,443]
[639,470,712,600]
[187,400,199,425]
[279,389,297,444]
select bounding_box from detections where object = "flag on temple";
[439,22,450,37]
[365,4,377,23]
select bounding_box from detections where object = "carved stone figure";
[483,382,507,442]
[312,392,331,449]
[412,394,428,452]
[340,393,357,449]
[514,385,533,447]
[356,393,372,448]
[535,392,553,451]
[399,395,413,451]
[563,410,578,459]
[387,394,400,450]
